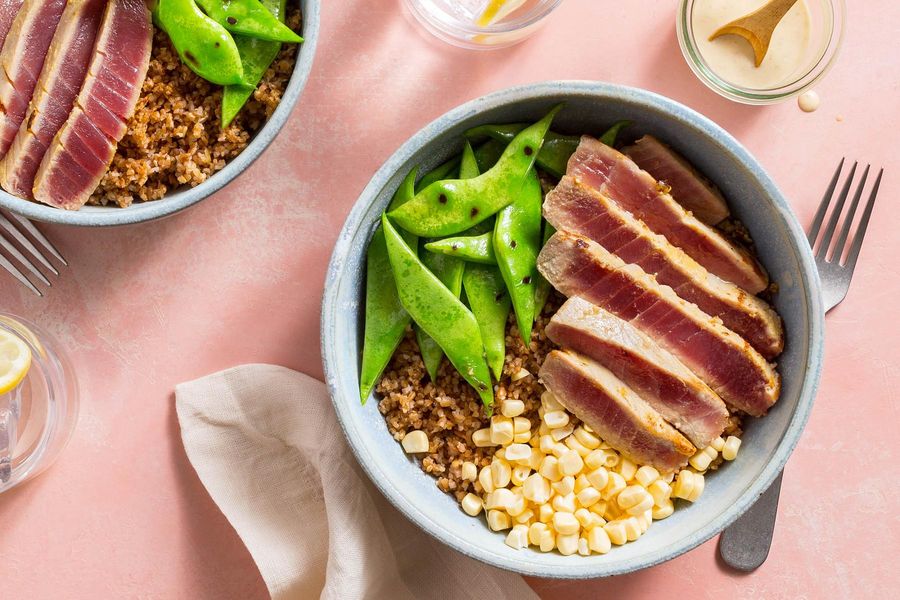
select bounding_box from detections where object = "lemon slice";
[477,0,527,27]
[0,327,31,395]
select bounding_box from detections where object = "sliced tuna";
[538,231,780,416]
[0,0,107,199]
[544,176,784,358]
[0,0,68,159]
[33,0,152,209]
[567,136,769,293]
[624,135,730,225]
[0,0,25,47]
[546,297,728,448]
[540,350,696,471]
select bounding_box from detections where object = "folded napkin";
[176,364,539,600]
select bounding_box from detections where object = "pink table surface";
[1,1,898,598]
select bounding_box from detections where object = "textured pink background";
[1,1,898,598]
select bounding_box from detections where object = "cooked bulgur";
[88,10,302,207]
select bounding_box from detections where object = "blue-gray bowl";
[322,81,824,578]
[0,0,319,227]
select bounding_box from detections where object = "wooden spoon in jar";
[708,0,800,67]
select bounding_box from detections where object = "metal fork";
[0,210,67,296]
[719,159,884,571]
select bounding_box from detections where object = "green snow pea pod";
[389,104,563,237]
[465,123,579,179]
[494,167,543,345]
[416,156,460,193]
[425,233,496,264]
[600,120,633,146]
[463,264,510,381]
[153,0,245,86]
[415,247,465,382]
[195,0,303,42]
[473,139,506,173]
[382,215,494,409]
[532,222,556,320]
[459,140,479,179]
[358,168,419,403]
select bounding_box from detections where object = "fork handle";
[718,470,783,571]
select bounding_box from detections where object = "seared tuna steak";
[567,136,768,293]
[538,231,780,416]
[0,0,24,48]
[543,176,784,358]
[0,0,106,198]
[546,297,728,448]
[0,0,67,159]
[540,350,696,472]
[624,135,730,225]
[33,0,151,209]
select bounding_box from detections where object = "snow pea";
[466,123,579,179]
[473,139,506,173]
[389,104,562,237]
[459,140,479,179]
[154,0,246,86]
[463,264,510,381]
[494,167,543,345]
[358,168,419,403]
[196,0,302,43]
[416,156,460,193]
[424,233,495,264]
[532,222,556,320]
[600,120,633,146]
[382,215,494,409]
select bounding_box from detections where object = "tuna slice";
[567,136,769,293]
[543,176,784,358]
[33,0,152,209]
[0,0,107,199]
[546,297,729,448]
[0,0,25,47]
[540,350,696,471]
[537,231,780,416]
[624,135,730,226]
[0,0,68,159]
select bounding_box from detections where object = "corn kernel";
[539,455,562,482]
[491,459,512,488]
[541,391,564,412]
[550,442,569,458]
[511,367,531,381]
[552,492,577,513]
[505,443,532,463]
[522,473,551,504]
[511,465,531,486]
[636,510,652,533]
[487,510,511,531]
[672,470,705,502]
[557,533,579,556]
[588,500,607,517]
[710,436,726,451]
[722,436,741,461]
[618,458,637,481]
[526,449,544,470]
[603,501,623,521]
[505,524,529,549]
[584,449,607,470]
[586,467,610,491]
[529,434,541,448]
[490,417,515,445]
[513,430,531,444]
[590,513,607,529]
[648,480,672,506]
[652,499,675,520]
[500,399,525,418]
[688,449,713,472]
[478,466,495,494]
[529,522,548,545]
[703,445,718,460]
[539,434,556,454]
[574,474,591,493]
[461,493,483,516]
[543,410,570,429]
[564,435,591,457]
[495,448,506,461]
[588,526,612,554]
[577,486,602,508]
[604,521,628,545]
[622,516,642,541]
[538,422,550,436]
[552,475,575,496]
[617,485,654,515]
[401,430,429,453]
[461,461,478,482]
[485,488,514,510]
[514,508,534,524]
[557,450,584,477]
[634,466,660,488]
[473,428,496,447]
[573,426,601,450]
[575,536,588,556]
[539,529,556,552]
[550,422,575,442]
[574,508,594,529]
[506,495,527,518]
[538,503,554,523]
[553,511,580,535]
[601,472,627,500]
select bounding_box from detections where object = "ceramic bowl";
[321,81,824,578]
[0,0,320,227]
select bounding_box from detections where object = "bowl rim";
[0,0,320,227]
[321,80,825,578]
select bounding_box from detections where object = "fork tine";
[0,211,66,267]
[0,213,59,275]
[815,161,857,260]
[845,168,883,273]
[831,164,870,263]
[0,252,41,297]
[808,158,844,246]
[0,234,51,286]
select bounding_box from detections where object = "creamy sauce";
[798,90,820,112]
[693,0,812,90]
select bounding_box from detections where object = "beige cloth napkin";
[176,364,540,600]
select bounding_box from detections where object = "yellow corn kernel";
[538,422,550,436]
[622,516,642,541]
[588,526,612,554]
[460,461,478,482]
[539,434,556,454]
[557,532,579,556]
[574,508,594,529]
[590,513,607,529]
[688,449,713,472]
[505,443,532,463]
[586,467,610,491]
[552,475,576,496]
[505,524,529,549]
[618,458,638,481]
[461,493,483,516]
[722,436,741,461]
[601,472,627,500]
[550,442,569,458]
[491,459,512,488]
[604,521,628,545]
[565,435,591,457]
[550,422,575,442]
[487,510,511,531]
[584,449,608,470]
[672,470,705,502]
[652,499,674,520]
[485,488,515,510]
[526,449,545,471]
[478,466,495,494]
[511,367,531,381]
[648,479,672,506]
[494,448,506,461]
[539,455,562,482]
[543,410,570,429]
[529,522,548,545]
[636,510,652,533]
[617,485,654,516]
[553,511,581,535]
[529,434,541,448]
[401,430,429,453]
[511,465,531,486]
[558,450,585,476]
[500,399,525,418]
[490,416,515,445]
[573,426,601,450]
[538,503,554,523]
[512,416,530,433]
[578,536,591,556]
[711,436,726,452]
[634,465,660,488]
[589,500,608,518]
[576,486,602,508]
[522,473,551,503]
[574,473,591,493]
[552,492,577,514]
[506,494,528,518]
[473,428,496,447]
[513,430,531,444]
[539,529,556,552]
[514,508,534,524]
[541,391,564,412]
[603,501,623,521]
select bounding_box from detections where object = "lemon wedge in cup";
[477,0,527,27]
[0,328,31,395]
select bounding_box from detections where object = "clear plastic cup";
[402,0,564,49]
[0,314,78,493]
